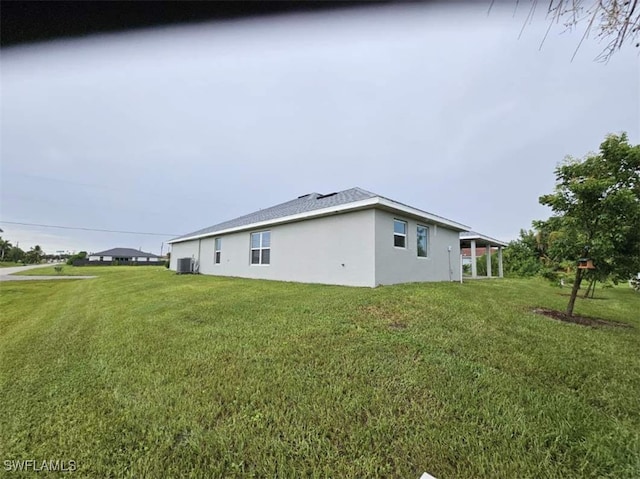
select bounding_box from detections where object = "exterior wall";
[72,259,164,266]
[89,255,158,262]
[89,255,112,261]
[373,209,461,285]
[170,240,205,270]
[170,209,376,287]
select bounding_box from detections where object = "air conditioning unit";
[176,257,193,274]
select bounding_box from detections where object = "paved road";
[0,264,96,282]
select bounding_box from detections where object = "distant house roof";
[90,247,160,258]
[169,187,470,244]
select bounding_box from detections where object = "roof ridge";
[350,186,380,197]
[91,247,159,257]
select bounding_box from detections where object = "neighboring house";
[168,187,470,287]
[88,247,161,263]
[460,246,493,257]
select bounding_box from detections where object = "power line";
[0,221,179,237]
[5,171,207,204]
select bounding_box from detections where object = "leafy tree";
[66,251,87,265]
[502,229,544,277]
[0,237,12,261]
[477,253,498,277]
[529,216,579,284]
[25,245,44,264]
[5,245,25,263]
[539,133,640,315]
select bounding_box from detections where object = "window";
[214,238,221,264]
[417,225,428,257]
[250,231,270,265]
[393,220,407,248]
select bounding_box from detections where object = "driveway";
[0,263,96,282]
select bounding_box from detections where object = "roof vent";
[317,192,337,199]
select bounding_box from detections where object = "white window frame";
[250,231,271,265]
[417,224,429,258]
[393,219,407,249]
[214,238,221,264]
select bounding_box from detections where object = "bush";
[475,253,500,277]
[66,251,87,265]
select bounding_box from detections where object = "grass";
[0,261,26,267]
[15,264,93,276]
[1,267,638,478]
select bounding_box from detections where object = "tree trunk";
[566,268,584,316]
[583,277,596,298]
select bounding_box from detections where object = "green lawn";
[1,267,638,478]
[0,261,26,267]
[14,264,97,276]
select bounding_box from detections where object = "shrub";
[66,251,87,265]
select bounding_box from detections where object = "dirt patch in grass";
[532,308,632,328]
[388,321,408,330]
[359,305,409,330]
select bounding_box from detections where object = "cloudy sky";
[1,2,638,255]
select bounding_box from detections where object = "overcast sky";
[1,2,638,255]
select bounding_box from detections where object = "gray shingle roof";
[91,247,160,258]
[171,187,468,243]
[171,188,378,242]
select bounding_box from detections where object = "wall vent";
[317,192,337,199]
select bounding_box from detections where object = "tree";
[0,237,12,261]
[539,132,640,315]
[5,245,25,263]
[475,252,500,277]
[507,1,640,61]
[66,251,87,265]
[25,245,44,264]
[502,229,545,277]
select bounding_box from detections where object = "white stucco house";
[168,187,471,287]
